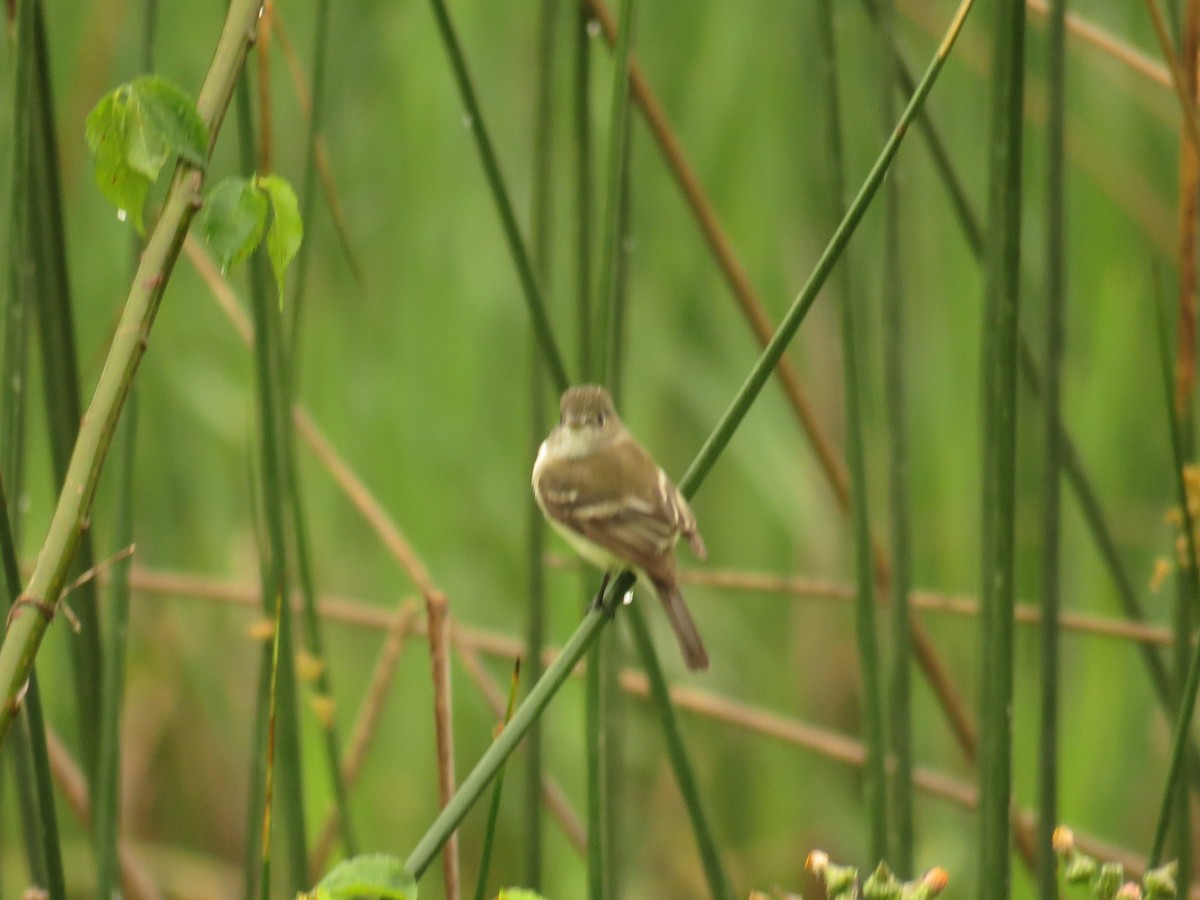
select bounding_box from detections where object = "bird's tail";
[649,574,710,672]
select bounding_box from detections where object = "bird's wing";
[535,437,687,572]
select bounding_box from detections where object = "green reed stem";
[814,0,887,864]
[29,0,104,784]
[425,0,570,392]
[235,72,311,893]
[1148,281,1200,867]
[93,392,137,900]
[1037,0,1066,895]
[523,0,559,887]
[977,0,1025,894]
[877,0,913,874]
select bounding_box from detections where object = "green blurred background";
[1,0,1190,896]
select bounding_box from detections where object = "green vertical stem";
[3,3,64,895]
[28,0,104,784]
[625,604,732,899]
[1148,284,1200,868]
[877,0,913,875]
[866,7,1200,796]
[267,0,357,862]
[93,393,137,900]
[603,118,633,900]
[276,1,355,854]
[1037,0,1066,896]
[524,0,557,888]
[285,0,332,355]
[592,2,635,895]
[235,75,310,894]
[426,0,570,392]
[584,600,608,900]
[95,8,155,894]
[575,0,594,380]
[814,0,888,862]
[978,0,1025,894]
[596,0,634,387]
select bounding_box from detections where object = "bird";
[531,384,709,671]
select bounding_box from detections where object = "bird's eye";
[597,414,606,427]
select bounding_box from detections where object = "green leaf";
[256,174,304,305]
[198,178,269,274]
[130,75,208,168]
[83,75,208,232]
[300,854,417,900]
[85,87,150,232]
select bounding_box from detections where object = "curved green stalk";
[405,601,612,878]
[0,0,266,751]
[403,1,975,882]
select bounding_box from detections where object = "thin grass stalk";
[814,0,888,864]
[234,74,310,893]
[0,376,63,900]
[977,0,1026,895]
[575,0,594,380]
[524,0,558,887]
[596,0,633,387]
[283,437,356,859]
[472,661,521,900]
[591,1,634,893]
[28,0,104,783]
[624,602,732,899]
[878,0,914,874]
[868,7,1200,795]
[285,0,331,359]
[425,0,569,392]
[93,391,137,900]
[1037,0,1066,896]
[242,631,273,900]
[405,1,975,878]
[259,3,358,857]
[95,7,156,892]
[585,595,607,900]
[1148,282,1200,868]
[258,587,286,900]
[0,0,265,748]
[604,118,634,899]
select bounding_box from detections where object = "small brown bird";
[531,384,709,671]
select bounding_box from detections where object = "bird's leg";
[589,570,613,613]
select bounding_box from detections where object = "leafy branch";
[0,0,266,747]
